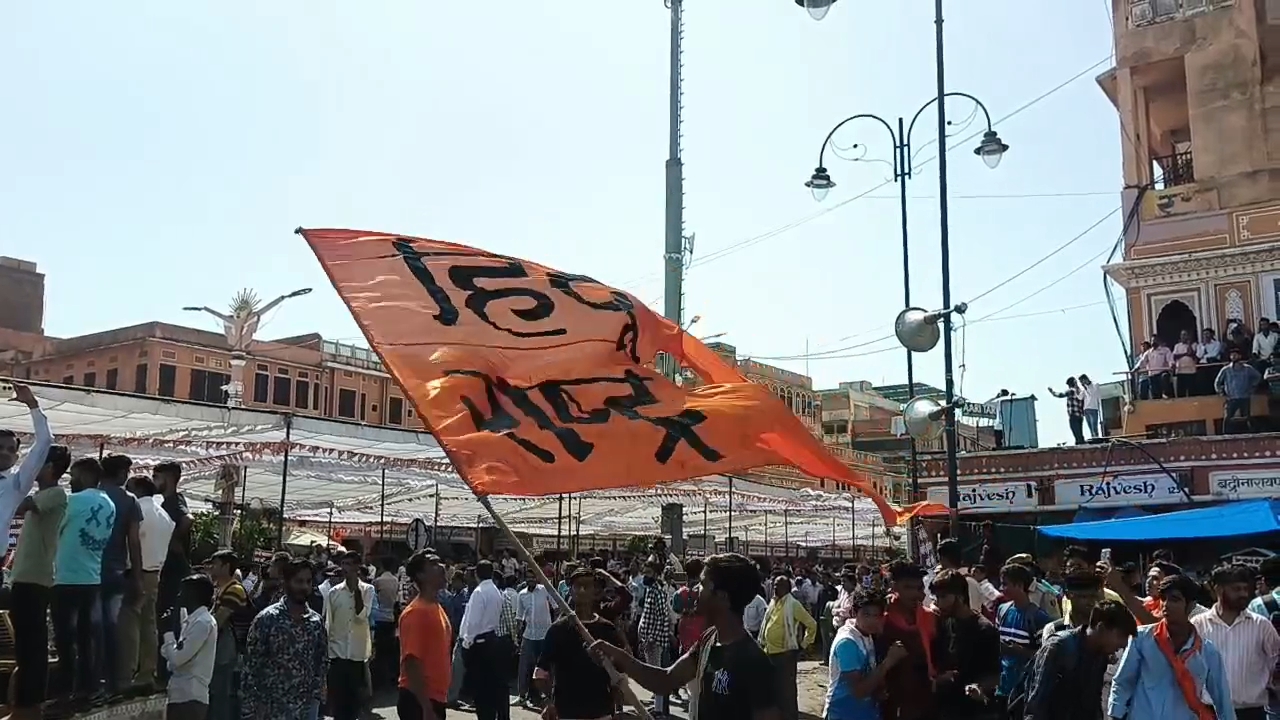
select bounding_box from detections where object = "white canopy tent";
[0,382,903,548]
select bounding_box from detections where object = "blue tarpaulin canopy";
[1039,500,1280,542]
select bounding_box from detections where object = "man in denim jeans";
[97,454,144,695]
[1215,346,1262,433]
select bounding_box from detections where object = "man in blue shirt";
[1109,574,1234,720]
[52,457,117,705]
[824,588,906,720]
[996,563,1051,702]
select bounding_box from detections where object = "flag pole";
[475,495,653,720]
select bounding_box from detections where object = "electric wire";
[750,299,1111,363]
[750,203,1122,361]
[964,207,1120,305]
[971,242,1117,323]
[621,55,1114,290]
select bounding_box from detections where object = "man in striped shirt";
[1192,564,1280,720]
[995,563,1050,705]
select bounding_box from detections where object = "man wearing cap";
[1007,553,1062,621]
[832,565,860,628]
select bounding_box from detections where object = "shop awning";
[1039,500,1280,542]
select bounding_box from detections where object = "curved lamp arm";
[817,113,900,178]
[906,91,995,152]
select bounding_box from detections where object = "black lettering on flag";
[392,241,643,353]
[547,271,641,362]
[446,369,724,466]
[393,239,459,327]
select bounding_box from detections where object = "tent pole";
[556,494,564,556]
[728,477,734,551]
[433,482,441,536]
[784,509,789,555]
[379,467,387,546]
[275,415,293,548]
[850,496,856,552]
[474,495,654,720]
[327,502,334,546]
[702,494,708,549]
[236,465,248,545]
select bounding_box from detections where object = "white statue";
[185,288,311,352]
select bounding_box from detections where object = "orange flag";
[299,229,940,526]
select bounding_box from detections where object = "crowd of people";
[815,538,1280,720]
[3,380,1280,720]
[1131,319,1280,432]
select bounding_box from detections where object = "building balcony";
[1153,150,1195,190]
[1128,0,1233,29]
[1115,369,1280,437]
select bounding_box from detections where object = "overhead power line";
[749,203,1121,362]
[618,55,1114,287]
[758,300,1109,362]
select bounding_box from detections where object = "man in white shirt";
[457,560,505,720]
[0,383,53,566]
[990,389,1011,448]
[121,475,176,692]
[162,574,218,720]
[499,550,520,580]
[1254,319,1278,362]
[514,573,556,707]
[743,591,769,635]
[371,557,400,693]
[1191,564,1280,720]
[324,550,375,720]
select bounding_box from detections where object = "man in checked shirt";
[496,574,520,696]
[637,558,674,718]
[1048,377,1087,445]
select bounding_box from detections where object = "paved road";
[372,659,832,720]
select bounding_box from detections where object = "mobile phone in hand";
[1100,548,1112,565]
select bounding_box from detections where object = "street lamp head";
[805,167,835,202]
[288,288,314,299]
[974,130,1009,169]
[795,0,837,21]
[181,306,202,312]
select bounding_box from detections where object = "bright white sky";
[2,1,1122,447]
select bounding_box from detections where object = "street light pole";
[798,0,1009,544]
[931,0,962,536]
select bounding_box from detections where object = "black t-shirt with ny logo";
[694,629,777,720]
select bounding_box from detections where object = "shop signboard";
[1054,473,1184,508]
[925,481,1038,512]
[1207,470,1280,500]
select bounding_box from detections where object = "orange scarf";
[885,600,937,677]
[1143,596,1164,618]
[1152,620,1215,720]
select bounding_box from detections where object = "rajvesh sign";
[926,481,1037,512]
[1055,474,1184,508]
[1208,470,1280,499]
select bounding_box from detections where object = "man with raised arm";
[590,552,782,720]
[0,382,54,557]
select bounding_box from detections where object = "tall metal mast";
[662,0,690,327]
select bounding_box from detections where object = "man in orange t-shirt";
[399,551,453,720]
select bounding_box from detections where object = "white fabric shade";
[0,382,903,548]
